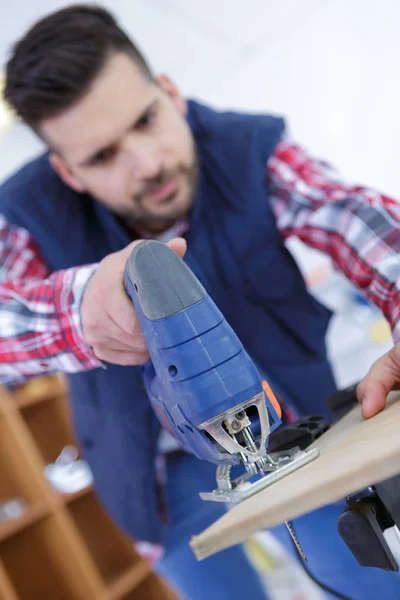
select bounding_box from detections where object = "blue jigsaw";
[124,240,318,505]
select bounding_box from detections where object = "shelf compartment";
[120,573,178,600]
[108,561,151,600]
[62,483,92,504]
[0,503,48,543]
[12,374,67,409]
[0,560,19,600]
[0,516,88,600]
[68,490,139,586]
[0,416,44,508]
[21,392,77,466]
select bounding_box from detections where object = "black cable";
[288,521,356,600]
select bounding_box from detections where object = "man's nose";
[123,136,161,180]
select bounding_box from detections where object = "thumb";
[166,237,187,258]
[122,237,186,261]
[357,342,400,418]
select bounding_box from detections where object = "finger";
[108,286,140,337]
[123,236,186,262]
[357,379,390,419]
[94,348,150,366]
[86,312,147,351]
[106,314,148,351]
[94,334,147,353]
[166,237,187,258]
[357,344,400,418]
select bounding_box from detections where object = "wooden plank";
[13,374,67,409]
[190,391,400,559]
[0,559,19,600]
[62,484,92,504]
[107,562,151,600]
[0,503,49,543]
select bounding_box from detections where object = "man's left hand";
[357,341,400,418]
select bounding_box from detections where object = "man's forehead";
[40,53,156,162]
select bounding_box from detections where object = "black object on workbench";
[324,383,359,420]
[338,487,399,571]
[268,415,329,453]
[325,383,400,571]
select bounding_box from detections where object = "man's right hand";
[80,238,187,365]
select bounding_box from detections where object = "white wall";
[1,0,398,386]
[2,0,400,195]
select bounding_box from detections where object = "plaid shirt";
[1,140,400,384]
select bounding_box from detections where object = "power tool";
[124,240,320,557]
[327,386,400,571]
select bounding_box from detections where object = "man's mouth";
[146,178,178,203]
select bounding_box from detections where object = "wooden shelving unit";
[0,375,179,600]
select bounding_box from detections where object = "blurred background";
[1,0,398,388]
[0,2,399,599]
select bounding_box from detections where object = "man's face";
[41,53,198,232]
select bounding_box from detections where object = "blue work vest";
[0,100,336,543]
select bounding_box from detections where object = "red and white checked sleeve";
[267,141,400,342]
[0,215,102,384]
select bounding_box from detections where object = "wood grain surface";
[190,391,400,560]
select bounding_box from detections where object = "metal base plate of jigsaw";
[200,446,320,561]
[200,447,319,503]
[197,392,324,560]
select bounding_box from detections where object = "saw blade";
[285,520,308,562]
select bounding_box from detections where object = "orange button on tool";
[262,380,282,419]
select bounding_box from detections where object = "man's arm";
[0,215,186,384]
[0,215,101,383]
[267,141,400,342]
[266,141,400,417]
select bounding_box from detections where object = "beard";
[121,154,199,232]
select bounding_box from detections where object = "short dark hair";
[4,4,153,129]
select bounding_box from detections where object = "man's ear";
[49,153,86,193]
[157,74,187,115]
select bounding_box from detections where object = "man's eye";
[136,109,156,130]
[92,147,116,165]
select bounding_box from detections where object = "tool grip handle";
[124,240,206,320]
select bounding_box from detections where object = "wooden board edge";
[190,392,400,560]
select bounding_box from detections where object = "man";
[1,5,400,599]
